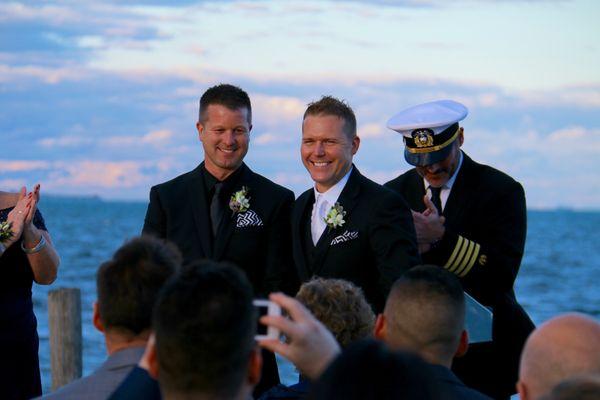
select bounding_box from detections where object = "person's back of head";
[518,313,600,400]
[296,278,375,348]
[95,236,181,345]
[375,265,466,367]
[538,374,600,400]
[151,261,260,400]
[308,339,441,400]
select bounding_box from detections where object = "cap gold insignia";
[413,129,434,148]
[478,254,487,266]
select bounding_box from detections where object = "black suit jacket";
[385,152,534,398]
[292,166,420,312]
[143,162,295,296]
[429,364,491,400]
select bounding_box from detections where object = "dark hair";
[296,278,374,348]
[199,83,252,124]
[303,95,357,138]
[308,339,441,400]
[385,265,465,360]
[96,236,181,335]
[153,261,256,398]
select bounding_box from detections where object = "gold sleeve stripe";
[459,243,481,278]
[444,235,464,271]
[454,240,476,276]
[451,238,471,273]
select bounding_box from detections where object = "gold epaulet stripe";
[444,235,464,271]
[459,243,481,278]
[454,240,475,276]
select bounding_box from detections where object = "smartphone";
[253,299,281,340]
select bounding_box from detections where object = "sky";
[1,0,599,209]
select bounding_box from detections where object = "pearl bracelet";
[21,234,47,254]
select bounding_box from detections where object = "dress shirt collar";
[313,166,353,205]
[202,162,244,196]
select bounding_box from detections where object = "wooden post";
[48,288,82,391]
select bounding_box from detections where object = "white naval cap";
[387,100,468,166]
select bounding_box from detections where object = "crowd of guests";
[30,236,600,400]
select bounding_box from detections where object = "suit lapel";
[312,166,362,276]
[405,171,427,212]
[188,165,213,258]
[213,164,252,260]
[292,190,314,282]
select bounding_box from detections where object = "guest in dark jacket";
[374,265,491,400]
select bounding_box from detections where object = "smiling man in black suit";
[291,96,420,313]
[142,83,295,395]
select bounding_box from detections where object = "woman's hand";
[3,187,30,248]
[21,184,42,248]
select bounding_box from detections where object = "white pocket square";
[330,230,359,246]
[236,209,264,228]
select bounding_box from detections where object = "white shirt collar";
[313,166,353,205]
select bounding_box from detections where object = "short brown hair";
[296,278,374,348]
[303,95,357,138]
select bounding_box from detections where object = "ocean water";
[30,196,600,392]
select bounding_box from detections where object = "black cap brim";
[404,142,454,167]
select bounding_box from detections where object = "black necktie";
[430,186,443,214]
[210,182,224,236]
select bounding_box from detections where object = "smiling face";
[197,104,251,180]
[301,114,360,193]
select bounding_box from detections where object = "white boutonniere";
[229,186,250,214]
[324,202,346,229]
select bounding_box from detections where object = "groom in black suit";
[142,84,294,395]
[291,96,420,313]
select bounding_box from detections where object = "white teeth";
[220,148,235,153]
[313,162,329,167]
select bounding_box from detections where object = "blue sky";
[1,0,599,209]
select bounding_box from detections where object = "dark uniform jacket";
[142,162,295,396]
[385,152,534,399]
[143,162,295,296]
[292,166,420,312]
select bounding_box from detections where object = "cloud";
[0,160,51,172]
[359,123,386,138]
[252,94,306,124]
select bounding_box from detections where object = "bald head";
[518,313,600,400]
[379,265,465,366]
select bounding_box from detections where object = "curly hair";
[296,278,375,348]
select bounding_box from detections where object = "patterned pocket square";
[330,230,359,246]
[236,209,264,228]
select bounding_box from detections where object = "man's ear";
[351,135,361,155]
[516,380,528,400]
[454,329,469,358]
[196,121,204,141]
[458,127,464,147]
[374,314,386,340]
[93,302,104,333]
[247,346,263,386]
[146,333,159,379]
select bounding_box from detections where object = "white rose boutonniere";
[229,186,250,214]
[324,202,346,229]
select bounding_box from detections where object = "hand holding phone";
[254,299,281,340]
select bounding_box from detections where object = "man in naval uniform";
[384,100,534,399]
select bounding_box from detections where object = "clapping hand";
[3,187,31,247]
[411,194,446,254]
